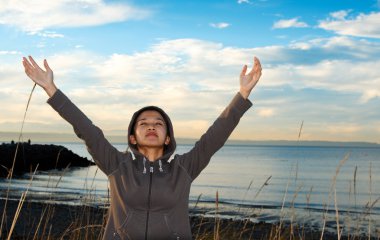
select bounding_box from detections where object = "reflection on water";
[0,143,380,235]
[0,166,109,207]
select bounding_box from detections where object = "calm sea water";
[1,142,380,235]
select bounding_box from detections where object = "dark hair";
[129,106,171,136]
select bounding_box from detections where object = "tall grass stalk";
[334,187,341,240]
[301,186,314,239]
[194,193,203,210]
[254,176,271,199]
[237,179,254,215]
[295,120,303,183]
[368,161,372,240]
[32,206,47,240]
[238,177,269,240]
[354,166,357,210]
[276,162,295,240]
[353,165,361,237]
[7,165,38,240]
[242,177,271,220]
[320,152,350,240]
[214,190,220,240]
[0,83,36,239]
[289,184,303,240]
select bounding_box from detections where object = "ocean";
[1,142,380,235]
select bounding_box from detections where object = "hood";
[127,106,176,161]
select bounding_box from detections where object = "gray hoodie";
[48,90,252,240]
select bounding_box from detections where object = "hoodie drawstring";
[158,160,163,172]
[142,157,163,174]
[143,157,147,174]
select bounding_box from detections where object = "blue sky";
[1,0,380,143]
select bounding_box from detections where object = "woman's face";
[129,110,170,149]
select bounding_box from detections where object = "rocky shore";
[0,141,94,178]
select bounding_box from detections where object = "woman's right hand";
[23,56,57,97]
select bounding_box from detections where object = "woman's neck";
[137,146,164,162]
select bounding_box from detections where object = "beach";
[1,142,380,239]
[1,198,370,240]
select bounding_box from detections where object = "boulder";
[0,141,94,178]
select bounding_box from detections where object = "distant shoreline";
[1,131,379,148]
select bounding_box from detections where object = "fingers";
[254,57,262,73]
[22,57,33,70]
[22,57,34,78]
[249,56,262,75]
[28,56,43,71]
[240,65,248,78]
[44,59,52,72]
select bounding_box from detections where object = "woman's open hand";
[23,56,57,97]
[239,57,262,99]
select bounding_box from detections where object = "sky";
[0,0,380,143]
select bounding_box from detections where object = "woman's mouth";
[146,132,158,137]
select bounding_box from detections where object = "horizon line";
[1,131,379,147]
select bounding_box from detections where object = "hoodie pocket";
[115,211,146,240]
[115,211,180,240]
[148,213,179,239]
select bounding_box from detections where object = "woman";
[22,56,262,240]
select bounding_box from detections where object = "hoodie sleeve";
[47,89,123,175]
[178,92,252,180]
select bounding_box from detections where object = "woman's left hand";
[239,57,262,99]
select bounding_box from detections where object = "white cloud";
[2,37,380,141]
[0,51,21,55]
[237,0,250,4]
[327,124,361,134]
[264,59,380,102]
[360,89,380,103]
[330,10,351,20]
[289,42,311,50]
[257,108,275,117]
[319,11,380,38]
[210,22,231,29]
[273,18,308,29]
[28,31,65,38]
[0,0,150,32]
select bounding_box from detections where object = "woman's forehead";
[136,110,165,121]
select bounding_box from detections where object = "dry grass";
[1,83,36,239]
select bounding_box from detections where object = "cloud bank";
[0,0,150,32]
[1,36,379,142]
[319,11,380,38]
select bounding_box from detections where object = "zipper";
[145,162,154,240]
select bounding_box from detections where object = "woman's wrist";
[44,84,58,97]
[239,89,250,100]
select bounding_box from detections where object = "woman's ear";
[165,136,170,145]
[129,135,137,145]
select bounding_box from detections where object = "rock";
[0,141,94,177]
